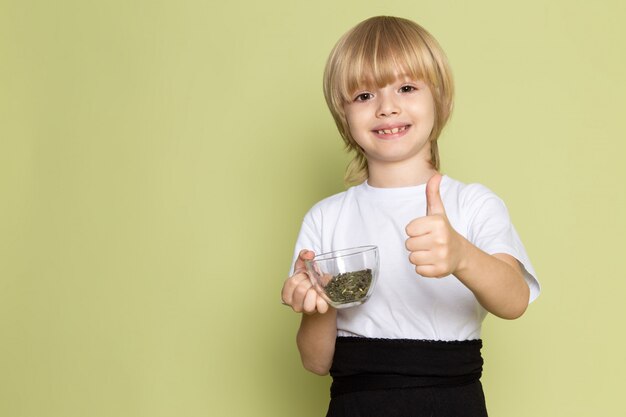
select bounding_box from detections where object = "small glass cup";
[305,245,379,309]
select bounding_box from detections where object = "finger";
[405,235,434,252]
[415,264,447,279]
[286,277,313,311]
[302,288,319,314]
[294,249,315,272]
[408,249,434,266]
[281,281,293,306]
[426,173,446,216]
[316,296,329,314]
[281,271,309,304]
[405,217,431,237]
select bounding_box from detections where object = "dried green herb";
[325,268,372,303]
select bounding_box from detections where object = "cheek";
[344,106,360,126]
[342,110,366,148]
[348,126,367,148]
[345,110,368,134]
[413,102,436,129]
[426,98,437,124]
[426,108,436,129]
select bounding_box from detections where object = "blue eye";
[354,92,373,102]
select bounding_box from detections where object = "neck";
[366,160,438,188]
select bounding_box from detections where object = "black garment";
[326,337,488,417]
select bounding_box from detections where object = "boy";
[281,16,540,417]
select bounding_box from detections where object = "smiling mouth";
[373,125,410,135]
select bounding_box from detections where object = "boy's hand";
[405,174,466,278]
[281,249,330,314]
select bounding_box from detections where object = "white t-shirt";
[291,175,540,341]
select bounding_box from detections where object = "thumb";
[294,249,315,272]
[426,173,446,216]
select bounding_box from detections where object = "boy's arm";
[454,244,529,319]
[282,250,337,375]
[297,310,337,375]
[406,174,530,319]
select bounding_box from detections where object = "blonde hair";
[323,16,454,186]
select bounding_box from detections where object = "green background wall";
[2,0,625,416]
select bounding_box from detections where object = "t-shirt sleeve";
[464,185,541,303]
[288,206,323,276]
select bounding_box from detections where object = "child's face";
[343,76,436,171]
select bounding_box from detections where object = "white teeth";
[377,126,406,135]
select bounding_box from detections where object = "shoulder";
[302,184,363,223]
[443,176,509,221]
[444,175,501,203]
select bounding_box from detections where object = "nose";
[376,93,400,117]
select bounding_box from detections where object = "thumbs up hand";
[405,174,466,278]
